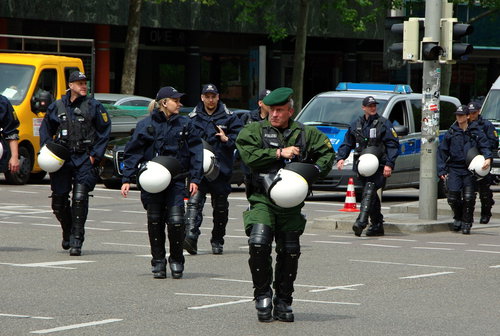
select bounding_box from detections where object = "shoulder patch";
[324,138,332,148]
[494,130,498,138]
[101,112,109,123]
[391,128,398,137]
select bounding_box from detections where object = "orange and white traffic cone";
[339,177,359,212]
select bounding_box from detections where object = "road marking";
[0,221,23,224]
[380,238,417,242]
[30,318,122,334]
[121,230,147,234]
[314,209,338,213]
[412,247,455,251]
[102,221,135,225]
[122,210,144,214]
[466,249,500,254]
[0,313,53,320]
[307,284,364,293]
[399,272,455,279]
[103,242,149,248]
[362,243,401,248]
[189,299,252,310]
[93,195,114,199]
[0,260,95,269]
[314,240,352,245]
[427,241,467,245]
[19,216,52,219]
[489,265,500,268]
[88,208,112,211]
[479,244,500,247]
[350,259,465,270]
[211,278,363,292]
[10,190,38,194]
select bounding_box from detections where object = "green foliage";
[234,0,287,42]
[146,0,217,5]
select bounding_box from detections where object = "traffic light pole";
[419,0,442,220]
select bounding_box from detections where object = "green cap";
[262,87,293,106]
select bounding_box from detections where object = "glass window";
[34,69,57,102]
[0,64,35,105]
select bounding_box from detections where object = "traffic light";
[440,18,474,63]
[421,37,443,61]
[389,18,421,62]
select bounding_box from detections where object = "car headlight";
[104,148,113,159]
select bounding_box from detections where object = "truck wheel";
[4,146,32,185]
[29,171,47,183]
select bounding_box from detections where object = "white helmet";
[265,163,319,208]
[0,140,4,160]
[466,147,490,177]
[38,143,70,173]
[138,156,182,193]
[202,140,220,181]
[357,153,379,177]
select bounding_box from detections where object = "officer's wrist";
[276,148,282,159]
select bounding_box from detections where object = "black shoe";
[479,214,491,224]
[211,241,223,255]
[462,223,472,235]
[169,259,184,279]
[62,240,70,250]
[183,238,198,255]
[151,259,167,279]
[352,220,367,237]
[69,247,81,256]
[273,297,294,322]
[255,295,273,322]
[451,220,463,232]
[366,223,384,237]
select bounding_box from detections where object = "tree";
[121,0,142,95]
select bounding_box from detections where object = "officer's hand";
[215,126,228,142]
[8,156,19,172]
[121,183,130,198]
[189,183,198,197]
[383,165,392,178]
[337,159,345,171]
[439,174,447,180]
[90,156,95,165]
[281,146,300,159]
[483,158,492,170]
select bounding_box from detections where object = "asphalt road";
[1,182,499,335]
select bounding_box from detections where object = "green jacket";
[236,119,334,178]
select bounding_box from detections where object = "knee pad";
[167,206,185,230]
[447,190,462,206]
[147,203,164,226]
[212,194,229,222]
[463,186,476,204]
[51,193,70,212]
[72,184,89,202]
[249,224,273,254]
[276,231,301,257]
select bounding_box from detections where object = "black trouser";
[51,193,72,241]
[248,224,274,298]
[70,184,89,248]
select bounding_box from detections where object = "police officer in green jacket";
[236,87,334,323]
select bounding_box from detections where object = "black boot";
[211,194,228,254]
[51,193,72,250]
[479,199,494,224]
[273,297,294,322]
[167,207,185,279]
[447,191,463,232]
[478,182,494,224]
[462,186,476,235]
[255,289,273,322]
[353,182,376,237]
[70,185,89,256]
[168,258,184,279]
[183,192,205,255]
[151,259,166,279]
[366,221,385,236]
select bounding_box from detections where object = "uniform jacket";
[236,119,334,178]
[0,94,20,140]
[122,109,203,185]
[239,108,265,125]
[472,116,498,151]
[40,92,110,167]
[337,114,400,169]
[438,121,492,176]
[189,101,243,177]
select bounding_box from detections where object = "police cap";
[262,87,293,106]
[454,105,470,115]
[258,89,271,101]
[69,71,87,83]
[362,96,379,106]
[467,101,481,112]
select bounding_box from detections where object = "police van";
[295,83,461,196]
[478,76,500,183]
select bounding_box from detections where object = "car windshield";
[0,63,35,105]
[296,96,388,126]
[481,90,500,121]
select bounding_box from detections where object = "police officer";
[438,105,492,234]
[336,96,399,237]
[239,89,271,124]
[120,86,203,279]
[0,94,20,173]
[40,71,111,256]
[183,84,243,255]
[467,101,497,224]
[236,88,334,323]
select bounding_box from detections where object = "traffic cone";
[339,177,359,212]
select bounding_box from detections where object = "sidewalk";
[312,192,500,234]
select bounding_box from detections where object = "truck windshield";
[296,96,388,125]
[481,89,500,121]
[0,63,35,105]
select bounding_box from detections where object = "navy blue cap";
[202,84,219,94]
[467,101,481,112]
[259,89,271,101]
[454,105,470,115]
[68,71,87,83]
[155,86,185,101]
[362,96,379,106]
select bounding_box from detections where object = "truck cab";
[0,53,84,184]
[295,83,461,196]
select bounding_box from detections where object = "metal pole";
[419,0,442,219]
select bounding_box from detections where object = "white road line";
[412,247,455,251]
[122,210,144,214]
[302,233,318,236]
[350,259,465,270]
[121,230,147,234]
[399,272,455,279]
[211,278,363,292]
[379,238,417,242]
[427,241,467,245]
[93,196,114,199]
[479,243,500,247]
[466,249,500,254]
[188,299,252,310]
[1,260,94,269]
[489,265,500,268]
[308,284,364,293]
[103,242,149,248]
[362,243,402,248]
[314,241,352,245]
[0,221,23,224]
[10,190,38,194]
[0,313,53,320]
[88,208,112,211]
[30,318,122,334]
[19,216,52,219]
[102,221,135,224]
[328,235,358,239]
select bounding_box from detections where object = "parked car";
[99,107,249,189]
[295,82,461,197]
[94,93,153,107]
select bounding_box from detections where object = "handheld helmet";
[38,143,70,173]
[137,156,182,193]
[357,147,381,177]
[202,139,220,181]
[466,147,490,177]
[265,162,319,208]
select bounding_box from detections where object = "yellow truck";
[0,34,93,184]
